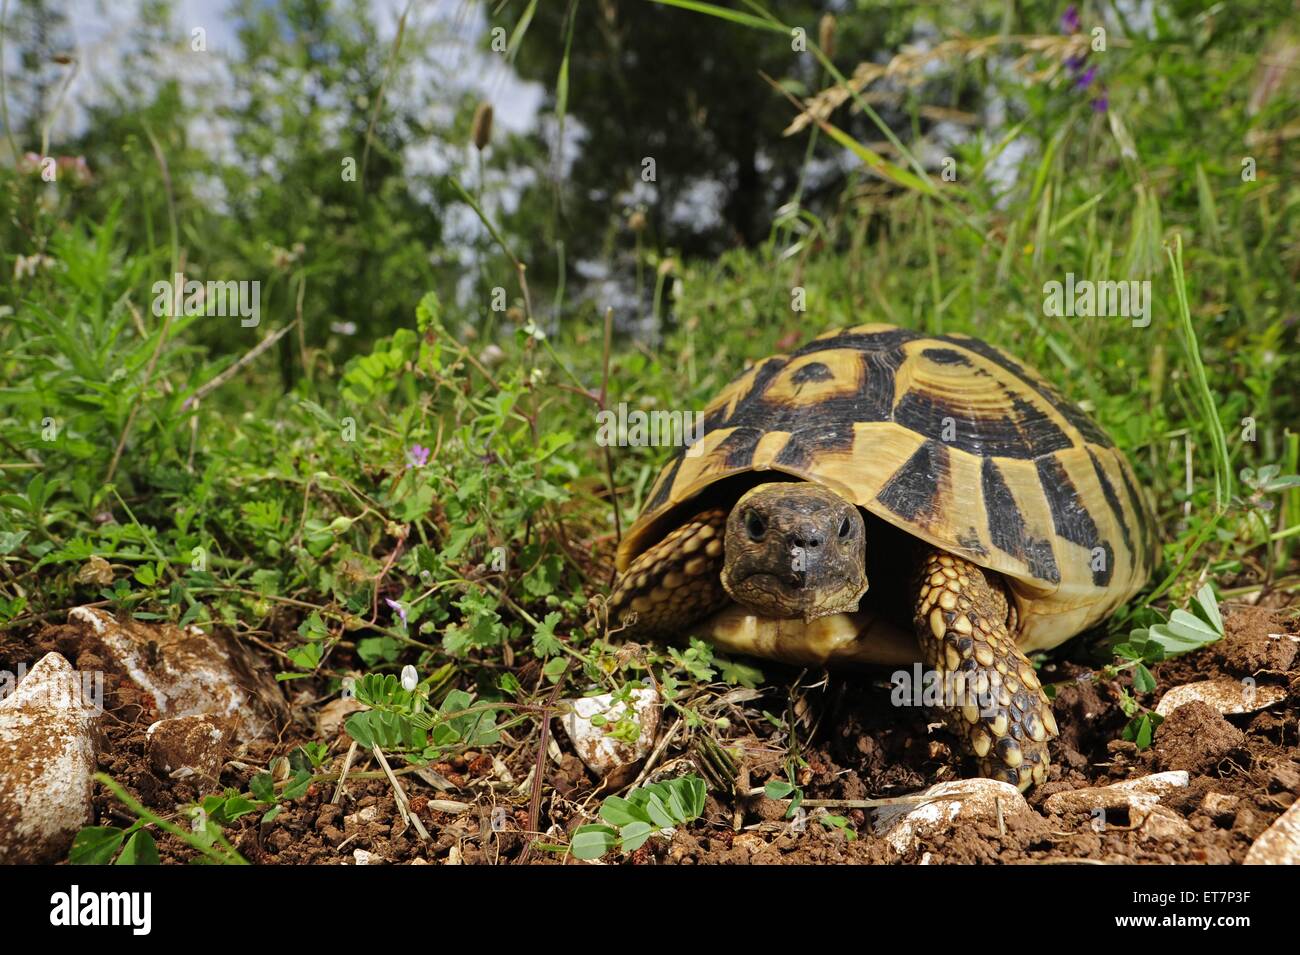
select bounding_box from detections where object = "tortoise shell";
[616,323,1157,652]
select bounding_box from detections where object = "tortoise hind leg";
[609,508,729,639]
[912,550,1058,790]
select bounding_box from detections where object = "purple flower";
[1060,5,1080,34]
[385,598,408,626]
[1074,66,1097,90]
[1090,92,1109,113]
[406,444,430,468]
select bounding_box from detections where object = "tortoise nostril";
[792,530,824,550]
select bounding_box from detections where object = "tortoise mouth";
[727,571,868,622]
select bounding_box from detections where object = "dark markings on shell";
[645,454,681,513]
[717,427,764,469]
[892,387,1074,459]
[1115,455,1154,569]
[949,336,1113,449]
[790,361,834,384]
[774,423,857,470]
[921,347,973,366]
[957,527,989,557]
[981,458,1061,584]
[698,340,907,473]
[740,356,789,405]
[792,327,921,358]
[1086,447,1134,561]
[1036,455,1112,586]
[876,440,949,527]
[855,350,903,420]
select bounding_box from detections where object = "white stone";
[1155,679,1286,718]
[873,778,1035,854]
[1138,805,1194,842]
[1245,800,1300,864]
[558,685,660,777]
[1043,771,1189,824]
[344,804,382,829]
[68,606,283,742]
[0,653,101,863]
[1201,792,1239,818]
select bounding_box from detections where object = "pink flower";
[406,444,430,468]
[385,598,408,626]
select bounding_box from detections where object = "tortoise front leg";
[609,508,729,639]
[912,550,1058,790]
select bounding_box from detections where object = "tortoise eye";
[838,516,852,538]
[745,510,766,541]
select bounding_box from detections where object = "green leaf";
[249,772,276,804]
[531,611,564,657]
[214,793,261,823]
[1112,642,1143,662]
[600,796,652,827]
[644,0,788,33]
[69,826,126,865]
[619,821,655,853]
[1192,583,1224,635]
[571,825,619,860]
[764,780,796,800]
[641,792,675,829]
[1133,662,1157,694]
[1149,608,1222,654]
[115,830,160,865]
[280,769,312,802]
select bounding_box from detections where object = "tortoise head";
[720,482,868,622]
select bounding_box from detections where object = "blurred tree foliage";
[1,0,508,374]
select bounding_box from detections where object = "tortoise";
[609,323,1156,790]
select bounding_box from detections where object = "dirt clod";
[1153,700,1245,773]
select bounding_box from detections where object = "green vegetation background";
[1,0,1298,708]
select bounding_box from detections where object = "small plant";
[570,775,708,860]
[70,774,249,865]
[764,778,805,818]
[343,675,500,762]
[818,814,857,841]
[1108,583,1226,748]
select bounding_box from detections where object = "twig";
[599,307,622,564]
[39,55,79,159]
[331,739,358,805]
[744,787,959,810]
[521,658,573,862]
[373,744,429,841]
[183,321,298,409]
[627,716,680,792]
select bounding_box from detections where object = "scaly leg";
[912,549,1058,790]
[609,508,729,639]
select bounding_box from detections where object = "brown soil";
[6,602,1298,865]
